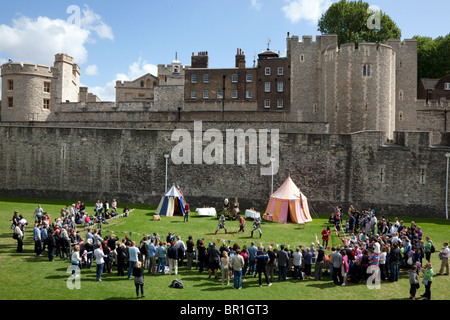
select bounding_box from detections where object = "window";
[191,75,198,83]
[265,67,271,76]
[44,82,51,93]
[203,90,209,99]
[363,64,371,77]
[232,74,238,83]
[231,90,238,99]
[246,90,252,99]
[8,79,13,90]
[399,90,403,100]
[138,94,145,98]
[277,99,284,108]
[203,74,210,83]
[379,165,386,183]
[140,81,144,88]
[445,83,450,91]
[264,99,270,108]
[420,166,427,185]
[265,82,271,93]
[399,111,404,122]
[43,99,51,110]
[278,67,284,76]
[7,97,13,108]
[191,90,197,99]
[300,55,305,62]
[246,74,253,83]
[277,82,284,93]
[217,90,224,99]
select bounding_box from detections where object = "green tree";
[414,34,450,82]
[318,0,401,47]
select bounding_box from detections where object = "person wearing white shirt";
[94,244,107,281]
[437,242,449,276]
[293,248,303,280]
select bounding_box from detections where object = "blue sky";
[0,0,449,101]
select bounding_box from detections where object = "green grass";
[0,196,449,300]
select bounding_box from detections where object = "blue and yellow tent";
[155,185,186,217]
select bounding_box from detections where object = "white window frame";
[363,64,371,77]
[246,90,252,99]
[246,74,253,83]
[265,82,271,93]
[264,99,270,109]
[231,90,238,99]
[445,83,450,91]
[277,82,284,93]
[191,75,198,83]
[277,99,284,108]
[217,90,224,99]
[203,90,209,99]
[265,67,271,76]
[278,67,284,76]
[232,74,238,83]
[190,90,197,99]
[203,74,210,83]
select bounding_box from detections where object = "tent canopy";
[264,176,312,224]
[155,185,186,217]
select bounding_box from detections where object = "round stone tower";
[321,42,396,139]
[1,61,54,121]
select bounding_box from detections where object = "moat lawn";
[0,196,449,301]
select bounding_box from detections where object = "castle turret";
[53,53,80,104]
[1,61,54,121]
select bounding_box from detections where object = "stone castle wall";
[0,124,448,218]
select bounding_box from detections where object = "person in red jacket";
[322,226,331,249]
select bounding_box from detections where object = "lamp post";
[270,157,275,195]
[446,153,450,220]
[164,153,170,193]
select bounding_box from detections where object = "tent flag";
[155,185,186,217]
[264,176,313,224]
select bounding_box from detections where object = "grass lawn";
[0,196,449,301]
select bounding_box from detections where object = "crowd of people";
[9,202,449,300]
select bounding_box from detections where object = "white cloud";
[0,5,113,66]
[251,0,263,11]
[89,57,158,102]
[85,64,99,76]
[281,0,333,24]
[80,5,114,41]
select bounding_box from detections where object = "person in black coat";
[47,230,56,262]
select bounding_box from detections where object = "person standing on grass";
[314,245,325,281]
[330,247,342,285]
[71,245,82,276]
[133,261,145,299]
[33,223,43,257]
[13,218,23,253]
[277,245,289,281]
[408,264,419,300]
[127,241,140,280]
[207,242,221,280]
[255,246,272,287]
[231,249,245,289]
[424,236,434,262]
[437,242,449,276]
[94,243,107,281]
[47,229,56,261]
[420,262,434,300]
[157,241,167,275]
[168,241,179,275]
[221,251,231,285]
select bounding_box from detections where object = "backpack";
[430,243,435,253]
[169,279,184,289]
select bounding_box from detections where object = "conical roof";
[271,176,301,200]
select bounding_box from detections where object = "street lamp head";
[446,153,450,158]
[164,154,170,159]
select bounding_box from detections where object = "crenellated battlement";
[1,62,55,78]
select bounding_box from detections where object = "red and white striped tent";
[264,176,312,224]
